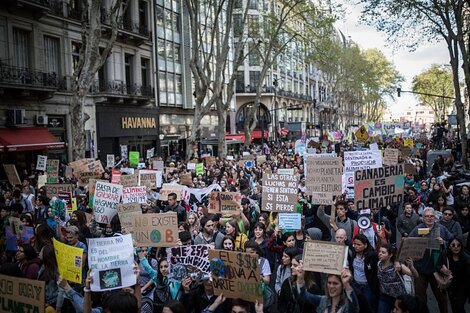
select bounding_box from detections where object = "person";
[274,246,299,295]
[438,208,462,239]
[224,218,248,251]
[15,244,40,279]
[245,240,271,284]
[163,193,187,224]
[193,216,224,249]
[456,205,470,250]
[201,295,263,313]
[37,245,63,313]
[409,207,453,313]
[392,294,429,313]
[221,235,235,251]
[187,212,200,239]
[454,185,470,213]
[318,201,357,243]
[397,203,420,238]
[446,238,470,313]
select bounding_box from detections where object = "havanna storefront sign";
[121,117,157,129]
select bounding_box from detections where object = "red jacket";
[19,258,41,279]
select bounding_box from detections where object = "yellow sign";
[121,117,157,129]
[355,126,369,143]
[404,138,414,148]
[53,238,83,283]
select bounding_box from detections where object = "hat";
[66,225,79,234]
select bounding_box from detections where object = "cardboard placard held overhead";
[262,173,298,212]
[180,174,193,186]
[208,250,262,303]
[3,164,21,186]
[132,212,179,247]
[106,154,115,168]
[46,159,60,179]
[159,184,184,201]
[119,173,138,187]
[53,238,84,284]
[208,191,242,216]
[278,213,302,230]
[302,240,348,275]
[305,156,343,203]
[0,274,45,313]
[396,237,428,261]
[36,155,48,171]
[383,148,399,166]
[166,245,211,282]
[122,186,148,204]
[44,183,74,198]
[139,170,162,189]
[93,181,123,224]
[277,168,294,175]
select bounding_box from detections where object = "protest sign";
[396,237,428,261]
[132,212,179,247]
[383,148,399,166]
[257,155,267,165]
[180,174,193,186]
[3,164,21,186]
[120,144,128,160]
[129,151,139,167]
[278,213,302,230]
[262,173,298,212]
[208,191,242,215]
[117,203,142,214]
[58,191,73,215]
[146,147,155,159]
[370,142,379,150]
[312,192,335,205]
[208,250,262,303]
[53,238,84,283]
[38,174,47,189]
[159,183,184,201]
[46,159,60,182]
[36,155,47,171]
[119,173,138,187]
[167,244,211,282]
[44,183,73,198]
[404,138,414,148]
[117,203,142,231]
[93,181,123,224]
[239,159,255,169]
[354,164,405,210]
[343,150,383,191]
[88,234,136,291]
[196,163,204,175]
[277,168,294,175]
[111,169,121,184]
[78,171,101,186]
[305,157,343,202]
[106,155,115,168]
[152,160,164,171]
[302,240,348,275]
[122,186,147,204]
[187,163,196,170]
[205,156,217,167]
[0,274,45,313]
[139,170,162,189]
[355,125,369,142]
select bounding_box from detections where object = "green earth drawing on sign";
[150,229,161,243]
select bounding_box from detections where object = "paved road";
[426,286,470,312]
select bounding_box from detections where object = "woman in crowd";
[70,210,92,244]
[446,238,470,313]
[37,244,62,313]
[397,203,420,238]
[274,246,299,294]
[224,218,248,251]
[187,212,200,239]
[16,244,40,279]
[221,235,235,251]
[454,185,470,212]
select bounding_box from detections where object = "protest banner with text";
[36,155,47,171]
[122,186,147,204]
[262,173,298,212]
[131,212,179,247]
[139,170,162,189]
[208,191,242,216]
[45,183,73,198]
[396,237,428,261]
[343,150,383,188]
[53,238,83,283]
[302,240,348,275]
[93,181,123,224]
[159,183,184,201]
[167,244,211,282]
[305,156,343,204]
[383,148,399,166]
[3,164,21,186]
[119,173,138,187]
[46,159,60,182]
[0,274,45,313]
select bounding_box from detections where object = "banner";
[78,171,101,186]
[343,150,383,191]
[396,237,428,261]
[88,234,136,291]
[106,155,115,168]
[383,148,399,166]
[0,274,45,313]
[208,250,262,303]
[354,164,405,210]
[120,144,128,160]
[262,173,298,212]
[152,160,164,171]
[3,164,21,186]
[208,191,242,215]
[139,170,162,189]
[305,156,343,204]
[119,173,138,187]
[160,183,184,201]
[111,169,121,184]
[277,168,294,175]
[132,212,179,247]
[302,240,348,275]
[37,174,47,189]
[45,183,73,198]
[36,155,47,171]
[122,186,147,204]
[93,181,123,224]
[278,213,302,230]
[129,151,139,167]
[196,163,204,175]
[166,244,211,282]
[182,183,222,212]
[53,238,83,284]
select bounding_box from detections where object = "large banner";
[53,238,83,283]
[88,234,136,291]
[181,184,222,212]
[131,212,179,247]
[139,170,162,189]
[0,274,45,313]
[262,173,298,212]
[122,186,147,204]
[167,244,211,283]
[302,240,348,275]
[93,181,123,224]
[208,191,242,215]
[208,250,262,303]
[305,156,343,204]
[354,164,405,210]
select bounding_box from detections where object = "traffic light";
[397,88,401,97]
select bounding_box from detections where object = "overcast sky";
[337,3,449,111]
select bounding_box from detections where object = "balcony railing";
[91,80,154,97]
[0,64,61,89]
[101,9,150,38]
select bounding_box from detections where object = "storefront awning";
[251,130,269,139]
[0,127,65,152]
[225,133,246,143]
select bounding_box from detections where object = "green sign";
[196,163,204,176]
[129,151,140,167]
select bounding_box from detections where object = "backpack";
[398,273,415,295]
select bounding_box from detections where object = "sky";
[338,3,450,113]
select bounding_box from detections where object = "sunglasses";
[443,212,453,216]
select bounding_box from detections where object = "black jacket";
[348,249,380,294]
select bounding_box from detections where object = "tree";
[359,0,469,165]
[412,64,455,121]
[70,0,125,160]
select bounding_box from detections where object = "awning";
[225,133,246,143]
[278,129,289,136]
[0,127,65,152]
[251,130,269,139]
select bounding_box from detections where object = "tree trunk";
[216,102,227,158]
[70,91,88,160]
[187,109,203,159]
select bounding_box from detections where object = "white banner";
[36,155,47,171]
[122,186,147,204]
[93,181,123,224]
[343,150,383,190]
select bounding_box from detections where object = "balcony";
[3,0,52,18]
[91,80,154,104]
[101,9,150,45]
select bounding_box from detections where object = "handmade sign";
[355,125,369,142]
[302,240,348,275]
[120,144,128,160]
[58,191,73,215]
[354,164,405,210]
[38,174,47,189]
[88,234,136,292]
[117,203,142,214]
[3,164,21,186]
[404,138,414,148]
[312,193,335,205]
[146,147,155,159]
[111,169,121,184]
[383,148,399,166]
[106,155,115,168]
[208,250,262,303]
[46,159,60,182]
[277,168,294,175]
[139,170,162,189]
[119,173,138,187]
[78,171,101,186]
[278,213,302,230]
[122,186,147,204]
[196,163,205,175]
[160,183,184,201]
[117,203,142,231]
[93,181,123,224]
[256,155,267,165]
[152,160,164,171]
[132,212,179,247]
[36,155,48,171]
[167,244,211,282]
[262,173,298,212]
[343,150,383,191]
[404,163,417,176]
[305,156,343,203]
[396,237,428,261]
[0,274,45,313]
[239,159,255,168]
[53,238,83,284]
[208,191,242,215]
[45,183,73,198]
[129,151,140,167]
[187,163,196,170]
[180,174,193,186]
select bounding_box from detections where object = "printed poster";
[53,238,84,283]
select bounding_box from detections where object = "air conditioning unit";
[36,114,48,125]
[6,109,25,125]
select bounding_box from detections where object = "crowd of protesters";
[0,136,469,313]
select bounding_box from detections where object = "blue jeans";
[378,294,395,313]
[353,282,378,312]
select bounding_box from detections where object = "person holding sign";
[224,219,248,251]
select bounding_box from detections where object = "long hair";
[352,234,375,259]
[73,210,87,228]
[40,245,59,281]
[226,218,241,238]
[325,274,347,305]
[34,224,54,251]
[291,255,319,291]
[156,258,169,286]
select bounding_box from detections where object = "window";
[233,14,243,37]
[139,1,148,28]
[159,71,166,91]
[44,36,60,74]
[174,44,180,63]
[165,9,172,28]
[13,28,30,68]
[248,43,260,66]
[234,0,242,9]
[172,12,179,31]
[248,0,258,10]
[175,74,182,93]
[71,42,81,73]
[249,71,260,88]
[125,54,133,85]
[141,58,150,87]
[158,39,165,58]
[156,5,164,26]
[167,73,174,92]
[236,71,244,91]
[166,41,174,60]
[247,15,259,37]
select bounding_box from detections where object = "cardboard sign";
[278,213,302,230]
[129,151,140,167]
[139,170,162,189]
[120,144,128,160]
[78,171,101,186]
[107,154,115,168]
[401,146,412,157]
[122,186,147,204]
[312,192,335,205]
[305,157,343,203]
[262,173,298,212]
[166,245,211,282]
[152,160,164,171]
[38,174,47,189]
[53,238,84,284]
[239,159,255,168]
[36,155,48,171]
[396,237,428,261]
[0,274,45,313]
[132,212,179,247]
[257,155,267,165]
[302,240,348,275]
[277,168,294,175]
[3,164,21,186]
[208,250,262,303]
[120,174,138,187]
[196,163,205,175]
[208,191,242,215]
[354,164,405,210]
[117,203,142,231]
[45,183,73,198]
[93,181,123,224]
[383,148,399,166]
[160,184,184,201]
[117,203,142,214]
[88,234,136,291]
[343,150,383,190]
[46,159,60,180]
[180,174,193,186]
